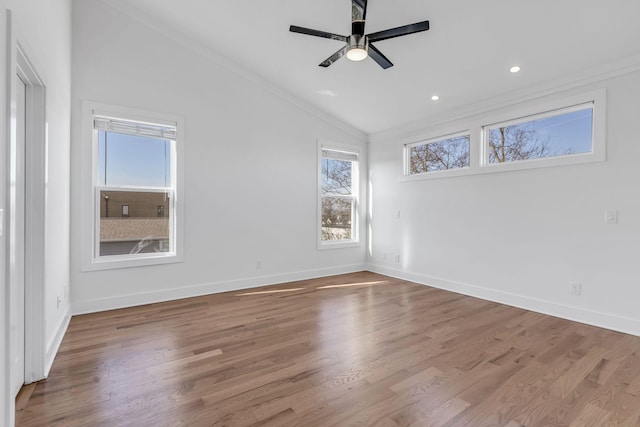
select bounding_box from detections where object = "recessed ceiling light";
[431,95,440,101]
[510,65,521,73]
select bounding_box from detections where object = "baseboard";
[45,309,71,377]
[366,263,640,337]
[72,263,367,315]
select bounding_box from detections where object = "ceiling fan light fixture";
[346,35,368,61]
[347,46,368,61]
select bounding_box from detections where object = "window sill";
[317,240,360,250]
[400,151,604,182]
[81,252,183,271]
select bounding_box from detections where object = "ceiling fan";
[289,0,430,69]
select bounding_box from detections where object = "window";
[319,145,359,248]
[484,103,593,165]
[95,115,175,259]
[406,133,470,175]
[401,90,605,181]
[81,103,183,270]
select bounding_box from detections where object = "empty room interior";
[2,0,640,425]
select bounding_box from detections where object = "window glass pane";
[321,158,352,195]
[321,197,353,241]
[487,108,593,164]
[409,135,470,174]
[99,190,170,256]
[98,130,172,187]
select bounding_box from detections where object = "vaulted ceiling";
[104,0,640,134]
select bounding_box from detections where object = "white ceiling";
[105,0,640,135]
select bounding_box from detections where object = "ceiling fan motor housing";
[352,20,365,36]
[349,34,368,51]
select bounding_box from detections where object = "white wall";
[368,69,640,336]
[70,0,367,312]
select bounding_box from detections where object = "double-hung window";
[83,104,183,270]
[318,145,359,248]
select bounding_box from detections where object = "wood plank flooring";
[17,272,640,426]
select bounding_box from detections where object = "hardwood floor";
[17,272,640,426]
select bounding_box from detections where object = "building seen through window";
[99,190,170,255]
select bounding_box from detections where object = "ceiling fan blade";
[290,25,348,42]
[352,0,367,35]
[319,45,348,67]
[367,20,430,43]
[368,44,393,69]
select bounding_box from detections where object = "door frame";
[15,44,47,385]
[10,53,26,398]
[3,10,48,425]
[1,4,11,426]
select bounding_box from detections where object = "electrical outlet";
[605,209,618,224]
[395,254,400,264]
[57,296,62,309]
[569,282,582,295]
[256,259,262,269]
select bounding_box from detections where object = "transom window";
[402,91,603,181]
[484,103,593,165]
[406,133,470,175]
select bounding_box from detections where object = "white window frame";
[317,141,360,250]
[400,89,606,181]
[80,102,184,271]
[481,102,597,169]
[404,131,471,176]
